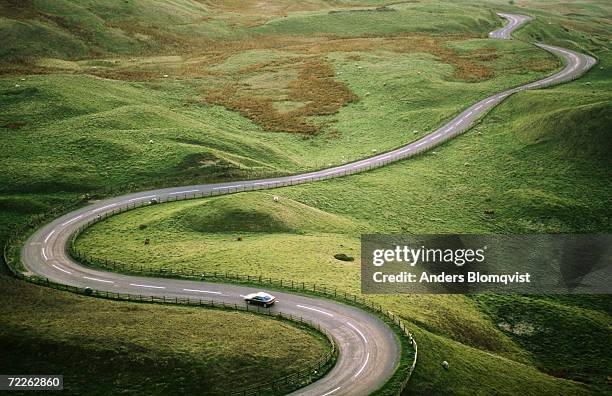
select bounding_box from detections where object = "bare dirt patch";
[206,57,357,134]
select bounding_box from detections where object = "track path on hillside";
[19,13,595,396]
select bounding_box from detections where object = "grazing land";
[2,0,611,395]
[0,273,331,395]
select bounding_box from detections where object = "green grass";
[0,0,221,62]
[2,0,611,395]
[471,294,611,384]
[408,326,591,396]
[0,39,558,194]
[74,25,611,396]
[0,274,331,395]
[253,2,499,37]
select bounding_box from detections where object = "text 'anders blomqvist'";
[373,271,531,285]
[371,245,531,285]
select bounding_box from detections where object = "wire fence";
[67,204,418,395]
[72,251,419,394]
[1,204,343,396]
[1,165,422,396]
[3,269,338,396]
[2,198,87,274]
[1,198,416,396]
[74,253,420,390]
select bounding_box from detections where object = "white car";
[244,292,277,308]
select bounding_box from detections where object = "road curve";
[18,13,595,396]
[489,12,532,39]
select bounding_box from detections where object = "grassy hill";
[0,273,330,395]
[2,0,611,395]
[0,0,215,62]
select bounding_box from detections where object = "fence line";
[1,198,416,395]
[5,269,338,396]
[66,201,418,394]
[3,178,419,396]
[1,205,341,396]
[73,250,420,392]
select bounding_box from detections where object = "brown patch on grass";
[205,58,357,134]
[284,34,495,81]
[90,69,167,81]
[4,29,499,84]
[202,0,366,17]
[0,63,54,76]
[92,68,222,81]
[0,0,37,19]
[105,21,192,49]
[198,34,508,132]
[3,121,27,129]
[325,129,342,140]
[44,14,96,43]
[511,57,559,73]
[383,36,496,81]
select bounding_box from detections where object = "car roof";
[247,292,274,298]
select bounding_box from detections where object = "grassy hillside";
[0,274,330,395]
[73,3,612,392]
[2,0,611,395]
[0,1,562,232]
[0,0,216,62]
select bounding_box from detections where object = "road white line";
[320,386,341,396]
[129,283,166,289]
[466,111,473,116]
[213,185,242,190]
[52,264,72,275]
[44,230,55,243]
[41,248,48,260]
[169,189,199,195]
[62,215,83,226]
[183,289,223,295]
[474,104,482,111]
[354,352,370,378]
[84,276,114,283]
[127,195,156,202]
[297,304,334,317]
[92,203,117,213]
[347,322,368,344]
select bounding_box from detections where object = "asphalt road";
[19,13,596,396]
[489,12,532,39]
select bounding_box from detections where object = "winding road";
[18,13,595,396]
